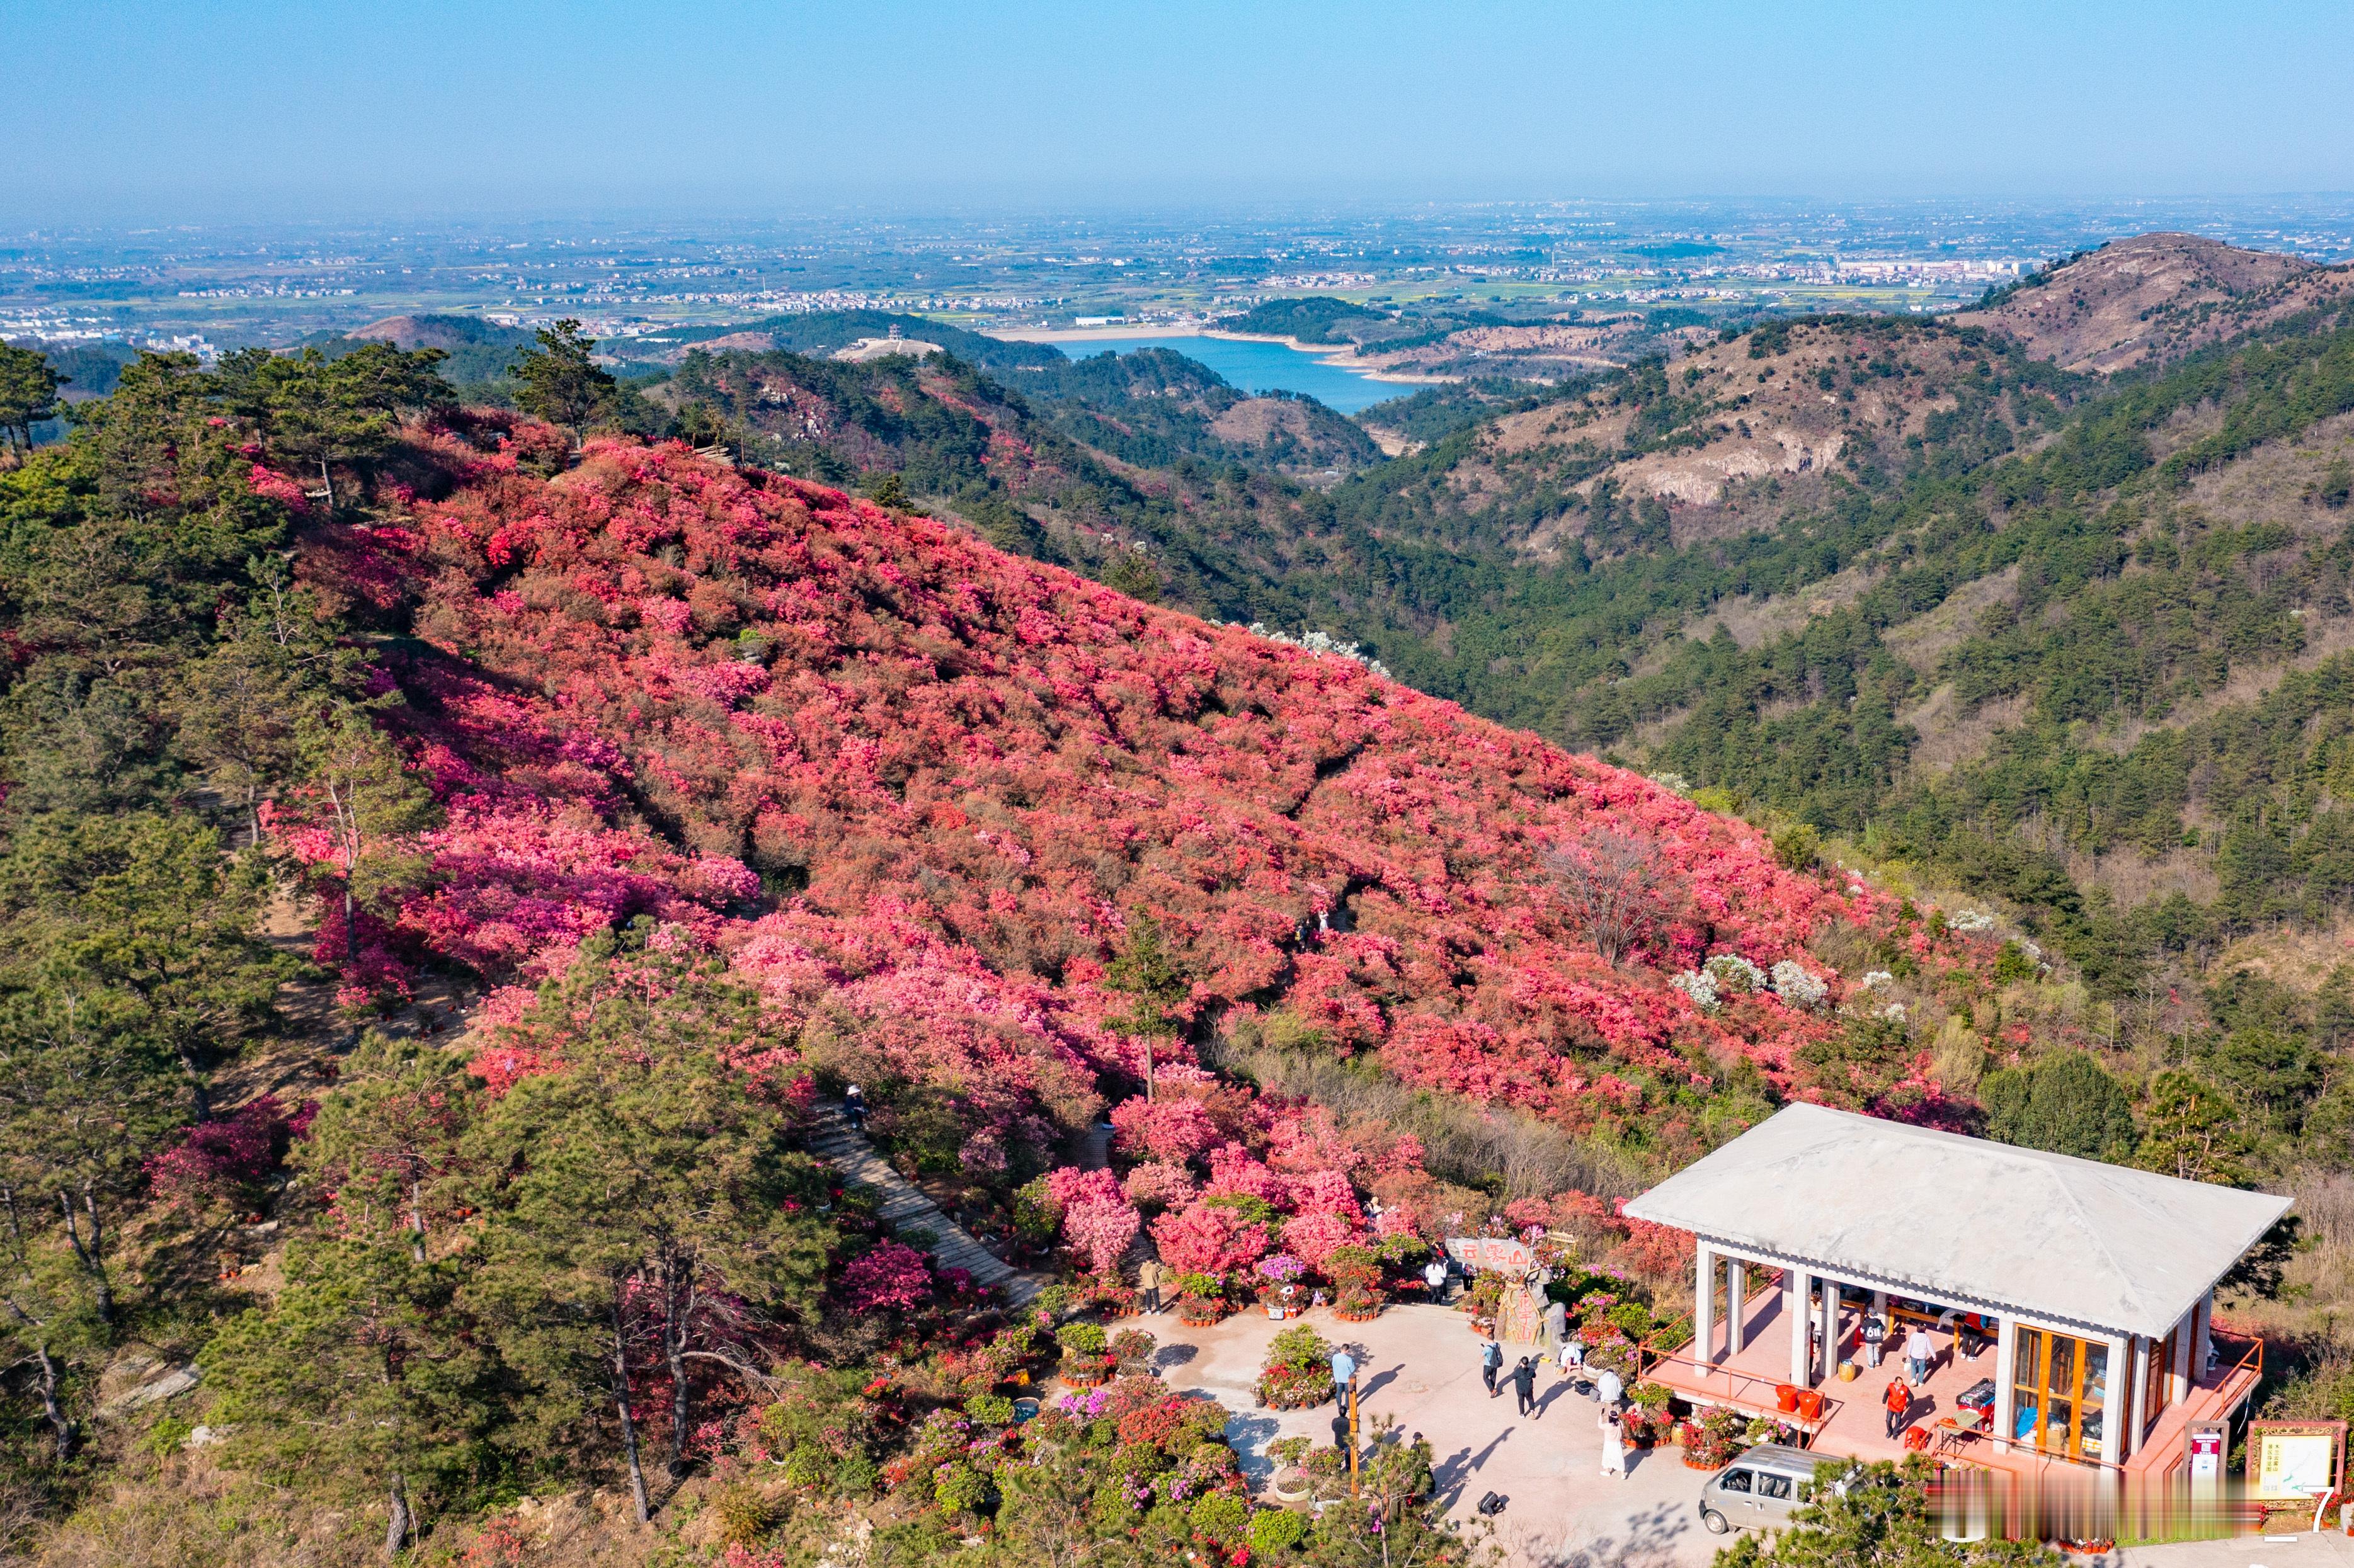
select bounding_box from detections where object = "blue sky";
[8,0,2349,218]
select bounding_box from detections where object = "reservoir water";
[1049,334,1402,414]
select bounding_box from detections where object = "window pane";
[1759,1475,1792,1499]
[1720,1470,1752,1494]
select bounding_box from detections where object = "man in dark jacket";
[1511,1356,1539,1417]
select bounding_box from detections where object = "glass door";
[2010,1326,2110,1463]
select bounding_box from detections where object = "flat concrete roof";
[1622,1102,2288,1339]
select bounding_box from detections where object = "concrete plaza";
[1140,1301,2354,1568]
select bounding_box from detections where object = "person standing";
[1883,1375,1912,1439]
[1481,1338,1503,1398]
[1861,1312,1886,1370]
[1511,1356,1538,1417]
[1594,1365,1623,1412]
[1137,1257,1163,1315]
[1330,1348,1357,1411]
[1904,1324,1933,1383]
[1598,1406,1626,1478]
[1423,1256,1449,1302]
[842,1084,868,1133]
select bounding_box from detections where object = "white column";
[2103,1332,2132,1463]
[1789,1267,1813,1385]
[2125,1336,2148,1461]
[1727,1258,1747,1356]
[1695,1240,1717,1365]
[1824,1281,1844,1380]
[1992,1317,2018,1453]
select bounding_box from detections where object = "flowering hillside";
[277,427,1899,1167]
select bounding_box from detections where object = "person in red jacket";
[1883,1375,1912,1439]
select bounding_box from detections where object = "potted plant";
[1254,1322,1336,1410]
[1463,1271,1504,1333]
[1684,1407,1745,1470]
[1174,1272,1225,1326]
[1257,1254,1308,1319]
[1054,1322,1112,1387]
[1268,1436,1313,1508]
[1327,1246,1386,1321]
[1109,1327,1157,1379]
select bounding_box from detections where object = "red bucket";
[1774,1383,1800,1414]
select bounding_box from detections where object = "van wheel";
[1701,1509,1731,1535]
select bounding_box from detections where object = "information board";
[2248,1421,2346,1503]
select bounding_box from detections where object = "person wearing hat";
[843,1084,868,1133]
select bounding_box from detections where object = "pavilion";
[1621,1103,2287,1481]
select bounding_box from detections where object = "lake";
[1050,334,1403,414]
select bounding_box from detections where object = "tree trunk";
[663,1254,691,1478]
[178,1045,214,1124]
[610,1286,650,1523]
[383,1472,410,1560]
[407,1178,426,1264]
[33,1340,73,1461]
[319,455,336,513]
[57,1186,113,1326]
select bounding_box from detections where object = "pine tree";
[460,928,831,1518]
[302,1033,477,1263]
[512,320,615,446]
[204,1238,496,1560]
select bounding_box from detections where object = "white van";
[1697,1443,1837,1535]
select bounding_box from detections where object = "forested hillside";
[8,236,2354,1564]
[0,338,2018,1564]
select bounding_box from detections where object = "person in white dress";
[1598,1407,1626,1477]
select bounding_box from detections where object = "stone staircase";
[806,1103,1050,1306]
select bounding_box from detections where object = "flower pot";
[1774,1383,1800,1414]
[1061,1368,1107,1389]
[1264,1304,1293,1321]
[1836,1362,1858,1382]
[1684,1453,1718,1470]
[1271,1469,1313,1509]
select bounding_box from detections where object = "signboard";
[2185,1423,2226,1501]
[2248,1421,2347,1504]
[1443,1237,1533,1275]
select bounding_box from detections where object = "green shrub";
[1771,822,1820,871]
[1189,1490,1250,1540]
[1250,1506,1310,1552]
[712,1481,775,1545]
[835,1452,880,1495]
[1056,1321,1108,1357]
[933,1460,991,1516]
[966,1393,1015,1425]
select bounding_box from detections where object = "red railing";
[1638,1349,1844,1444]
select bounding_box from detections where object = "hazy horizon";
[11,0,2349,223]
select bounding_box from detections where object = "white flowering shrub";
[1769,960,1829,1010]
[1859,970,1895,991]
[1670,969,1719,1010]
[1703,953,1769,996]
[1948,909,1996,934]
[1647,771,1692,796]
[1237,623,1393,679]
[1881,1002,1909,1023]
